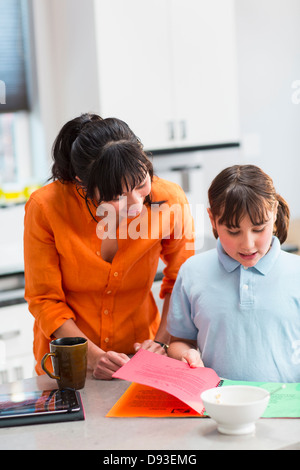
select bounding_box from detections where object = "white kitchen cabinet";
[32,0,239,158]
[94,0,174,150]
[0,204,25,275]
[0,302,35,384]
[170,0,239,147]
[93,0,239,150]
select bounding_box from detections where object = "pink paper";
[113,349,220,414]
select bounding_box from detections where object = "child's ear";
[273,201,279,221]
[207,208,219,239]
[207,208,216,230]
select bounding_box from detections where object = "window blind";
[0,0,29,112]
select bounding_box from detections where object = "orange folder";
[106,382,205,418]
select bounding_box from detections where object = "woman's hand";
[134,339,167,355]
[92,351,130,380]
[182,348,204,368]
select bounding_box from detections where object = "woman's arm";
[53,319,130,380]
[168,336,204,368]
[133,293,171,354]
[154,292,171,344]
[25,196,130,380]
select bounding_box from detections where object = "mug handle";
[41,352,60,380]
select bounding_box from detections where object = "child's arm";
[168,336,204,368]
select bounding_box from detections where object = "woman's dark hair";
[208,164,290,244]
[51,113,154,209]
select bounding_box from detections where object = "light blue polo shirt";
[167,237,300,382]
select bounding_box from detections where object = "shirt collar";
[217,236,281,275]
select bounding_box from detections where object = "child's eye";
[253,227,265,233]
[227,230,240,236]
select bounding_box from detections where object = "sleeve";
[159,185,195,299]
[166,268,198,340]
[24,197,76,339]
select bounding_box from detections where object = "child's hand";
[182,349,204,368]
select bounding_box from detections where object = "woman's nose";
[127,190,142,205]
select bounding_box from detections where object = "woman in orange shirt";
[24,114,194,379]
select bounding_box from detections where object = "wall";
[235,0,300,218]
[49,0,100,126]
[30,0,100,166]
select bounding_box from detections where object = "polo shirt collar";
[217,236,281,275]
[217,238,239,272]
[255,236,281,274]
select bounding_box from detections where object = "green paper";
[221,380,300,418]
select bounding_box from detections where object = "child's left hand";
[182,349,204,368]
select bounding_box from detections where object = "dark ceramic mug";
[41,337,87,390]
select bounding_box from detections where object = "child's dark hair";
[51,113,153,206]
[208,165,290,244]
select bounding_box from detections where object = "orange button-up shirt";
[24,176,194,374]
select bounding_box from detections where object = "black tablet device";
[0,388,85,427]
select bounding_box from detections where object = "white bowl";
[201,385,270,435]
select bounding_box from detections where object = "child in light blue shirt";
[167,165,300,382]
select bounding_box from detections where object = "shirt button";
[243,284,249,290]
[104,337,109,343]
[104,309,109,315]
[96,251,101,256]
[107,290,112,294]
[113,272,118,277]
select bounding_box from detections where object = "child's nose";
[241,232,255,250]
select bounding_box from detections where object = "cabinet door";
[94,0,239,150]
[94,0,174,150]
[171,0,240,145]
[0,304,33,356]
[0,303,34,383]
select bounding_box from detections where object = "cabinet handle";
[167,121,175,140]
[180,120,187,140]
[170,165,201,172]
[0,330,21,341]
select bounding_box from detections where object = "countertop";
[0,373,299,451]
